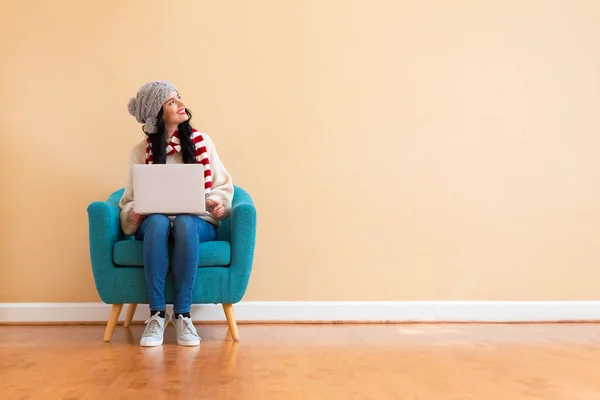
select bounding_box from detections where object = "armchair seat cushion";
[113,240,231,268]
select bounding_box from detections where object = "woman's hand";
[130,209,145,225]
[206,196,225,219]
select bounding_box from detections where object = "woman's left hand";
[206,197,225,219]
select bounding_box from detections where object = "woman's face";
[162,90,189,125]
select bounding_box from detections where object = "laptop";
[132,164,207,215]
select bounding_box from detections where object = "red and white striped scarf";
[145,128,212,190]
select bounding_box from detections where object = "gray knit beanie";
[127,80,178,134]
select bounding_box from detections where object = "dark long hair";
[147,108,196,164]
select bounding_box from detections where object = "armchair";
[87,185,256,341]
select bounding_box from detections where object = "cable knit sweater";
[119,132,234,236]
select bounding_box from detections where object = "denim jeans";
[135,214,218,314]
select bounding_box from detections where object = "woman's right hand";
[130,209,145,225]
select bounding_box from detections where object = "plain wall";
[2,0,600,302]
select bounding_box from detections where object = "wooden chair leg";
[123,304,137,328]
[103,304,123,342]
[222,304,239,341]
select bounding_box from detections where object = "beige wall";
[2,1,600,302]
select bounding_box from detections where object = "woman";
[119,80,233,347]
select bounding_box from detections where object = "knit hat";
[127,80,178,134]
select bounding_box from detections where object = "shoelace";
[143,315,162,336]
[178,316,199,337]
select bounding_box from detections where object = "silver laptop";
[132,164,207,215]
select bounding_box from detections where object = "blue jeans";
[135,214,218,314]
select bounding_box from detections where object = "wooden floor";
[1,323,600,399]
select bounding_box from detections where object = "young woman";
[119,80,233,347]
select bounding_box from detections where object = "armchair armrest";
[87,200,122,302]
[227,188,257,303]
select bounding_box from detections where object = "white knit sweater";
[118,133,234,235]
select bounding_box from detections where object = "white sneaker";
[140,312,168,347]
[172,314,201,346]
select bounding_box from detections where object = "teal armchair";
[87,185,256,341]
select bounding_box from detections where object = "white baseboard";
[1,301,600,323]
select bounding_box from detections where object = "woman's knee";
[173,215,199,239]
[144,214,171,233]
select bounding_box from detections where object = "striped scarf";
[145,128,212,190]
